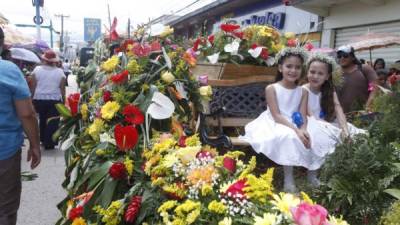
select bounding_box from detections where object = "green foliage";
[379,201,400,225]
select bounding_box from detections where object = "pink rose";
[223,157,236,173]
[291,203,328,225]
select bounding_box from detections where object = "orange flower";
[183,52,197,67]
[187,165,215,185]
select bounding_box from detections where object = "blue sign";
[241,12,285,30]
[84,18,101,42]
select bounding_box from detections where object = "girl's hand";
[296,129,311,149]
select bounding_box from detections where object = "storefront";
[292,0,400,64]
[169,0,322,45]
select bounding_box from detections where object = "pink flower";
[132,43,151,57]
[368,82,375,92]
[196,150,214,159]
[225,179,247,197]
[287,39,297,47]
[291,203,328,225]
[150,41,162,52]
[223,157,236,173]
[305,42,314,51]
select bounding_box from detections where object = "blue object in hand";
[292,111,304,128]
[319,110,326,119]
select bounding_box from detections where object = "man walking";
[0,27,41,225]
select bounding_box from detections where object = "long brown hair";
[308,59,335,122]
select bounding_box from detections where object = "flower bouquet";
[55,26,344,225]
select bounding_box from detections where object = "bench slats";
[208,75,275,87]
[206,117,254,127]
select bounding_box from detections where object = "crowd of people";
[1,22,400,224]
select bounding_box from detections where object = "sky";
[1,0,215,45]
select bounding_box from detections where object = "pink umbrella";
[348,32,400,62]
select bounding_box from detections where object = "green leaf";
[384,189,400,200]
[99,177,118,208]
[74,161,112,191]
[55,103,72,118]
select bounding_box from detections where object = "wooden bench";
[199,75,275,149]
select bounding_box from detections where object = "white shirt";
[33,65,65,100]
[62,62,70,73]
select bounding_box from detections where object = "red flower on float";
[110,70,129,84]
[68,205,83,221]
[304,42,314,51]
[124,196,142,223]
[178,136,187,147]
[223,157,237,173]
[225,179,247,197]
[232,31,244,39]
[260,48,269,60]
[122,104,144,125]
[132,43,151,57]
[122,39,135,51]
[192,38,202,52]
[389,74,399,85]
[287,39,297,47]
[67,93,80,116]
[196,150,214,159]
[150,40,162,52]
[109,162,127,179]
[114,124,139,151]
[103,90,112,102]
[208,34,215,44]
[220,24,241,33]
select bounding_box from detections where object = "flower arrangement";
[189,23,313,66]
[55,25,342,225]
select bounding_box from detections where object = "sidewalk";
[17,75,78,225]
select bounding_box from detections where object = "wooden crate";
[192,62,278,80]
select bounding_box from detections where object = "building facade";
[169,0,322,46]
[292,0,400,64]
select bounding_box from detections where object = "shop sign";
[84,18,101,42]
[241,12,285,29]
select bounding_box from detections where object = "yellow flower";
[301,191,315,205]
[328,215,350,225]
[172,218,186,225]
[218,217,232,225]
[161,153,179,168]
[176,146,201,164]
[284,32,296,39]
[187,165,216,185]
[101,56,119,72]
[270,192,300,216]
[186,208,200,224]
[88,118,104,140]
[239,156,257,179]
[94,200,123,225]
[101,101,120,120]
[127,59,141,75]
[89,91,101,106]
[253,213,277,225]
[199,85,213,100]
[162,184,186,199]
[201,184,213,196]
[184,134,201,147]
[160,26,174,38]
[81,104,88,120]
[161,71,176,84]
[72,217,87,225]
[96,149,106,156]
[158,200,177,213]
[244,168,274,203]
[208,200,226,214]
[153,138,176,153]
[124,157,134,176]
[174,200,201,224]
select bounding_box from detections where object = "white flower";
[248,47,263,58]
[161,71,175,84]
[99,132,116,145]
[207,52,220,64]
[224,39,240,55]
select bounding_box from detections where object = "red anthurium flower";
[225,179,247,197]
[208,34,215,44]
[260,48,269,60]
[103,90,112,102]
[67,93,80,116]
[109,162,127,179]
[150,40,162,52]
[122,104,144,125]
[192,38,202,52]
[122,39,135,51]
[68,205,83,221]
[220,24,240,33]
[287,39,297,47]
[124,196,142,223]
[110,70,129,84]
[251,43,258,49]
[114,124,139,151]
[223,157,237,173]
[232,31,244,39]
[132,43,151,57]
[178,136,187,147]
[304,42,314,51]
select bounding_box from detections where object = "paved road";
[17,75,79,225]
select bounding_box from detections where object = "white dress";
[303,85,366,138]
[239,83,334,170]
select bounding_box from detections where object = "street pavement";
[17,75,79,225]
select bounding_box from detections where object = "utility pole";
[55,14,69,52]
[32,0,44,40]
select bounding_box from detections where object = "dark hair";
[376,68,388,78]
[307,59,335,122]
[275,53,305,82]
[374,58,385,69]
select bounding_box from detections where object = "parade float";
[54,24,347,225]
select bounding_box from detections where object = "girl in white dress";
[240,48,322,192]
